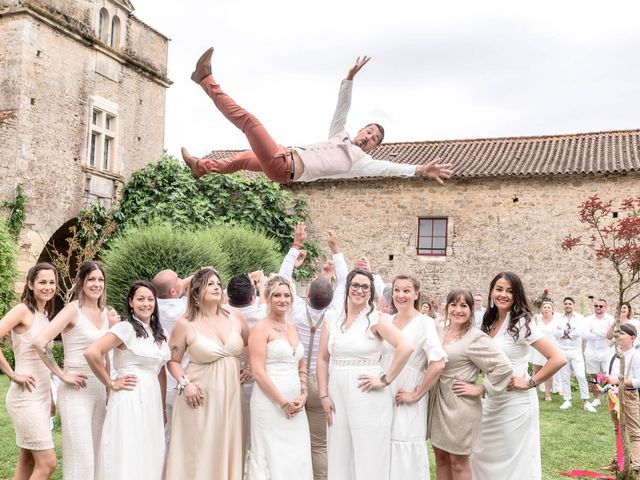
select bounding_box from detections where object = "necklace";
[271,318,286,333]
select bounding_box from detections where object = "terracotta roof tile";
[205,129,640,179]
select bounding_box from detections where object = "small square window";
[417,217,448,256]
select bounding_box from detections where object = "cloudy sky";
[131,0,640,159]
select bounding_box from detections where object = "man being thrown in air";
[182,47,454,184]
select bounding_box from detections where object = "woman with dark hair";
[607,302,639,346]
[247,274,312,478]
[164,268,248,480]
[34,260,110,479]
[471,272,566,479]
[316,268,414,479]
[381,275,447,480]
[84,280,169,480]
[1,263,58,479]
[428,289,512,480]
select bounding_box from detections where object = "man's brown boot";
[181,147,206,179]
[190,47,214,84]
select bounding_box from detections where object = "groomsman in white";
[583,298,615,407]
[554,296,597,412]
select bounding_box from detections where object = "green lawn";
[0,375,613,479]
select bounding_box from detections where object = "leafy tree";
[562,194,640,475]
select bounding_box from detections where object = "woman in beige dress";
[164,268,248,480]
[428,289,512,480]
[1,263,58,479]
[34,261,110,480]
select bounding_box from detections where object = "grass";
[0,375,615,479]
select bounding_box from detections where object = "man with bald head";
[151,269,192,441]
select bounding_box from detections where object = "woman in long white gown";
[380,275,446,480]
[33,261,110,480]
[247,275,312,479]
[85,280,170,480]
[316,268,414,480]
[471,272,566,480]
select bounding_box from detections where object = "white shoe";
[592,398,601,408]
[584,402,597,413]
[560,400,572,410]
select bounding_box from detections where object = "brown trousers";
[307,372,328,480]
[611,389,640,470]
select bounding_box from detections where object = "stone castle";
[0,0,170,279]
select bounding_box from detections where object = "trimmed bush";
[201,225,282,277]
[2,346,14,371]
[0,221,17,316]
[102,223,230,310]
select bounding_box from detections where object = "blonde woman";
[164,268,248,480]
[1,263,58,479]
[248,275,313,479]
[530,300,559,401]
[33,261,109,480]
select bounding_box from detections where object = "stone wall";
[290,172,640,315]
[0,0,169,278]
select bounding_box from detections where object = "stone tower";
[0,0,171,278]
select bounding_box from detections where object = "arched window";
[110,15,121,48]
[98,8,110,43]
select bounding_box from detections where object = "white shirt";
[554,312,587,352]
[157,296,188,391]
[610,348,640,389]
[278,247,348,372]
[474,308,486,328]
[583,313,615,360]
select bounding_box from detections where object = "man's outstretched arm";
[328,56,371,139]
[317,156,454,184]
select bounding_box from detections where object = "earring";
[490,298,494,308]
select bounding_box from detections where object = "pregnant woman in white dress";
[471,272,566,480]
[380,275,446,480]
[85,280,170,480]
[247,275,312,479]
[316,268,414,480]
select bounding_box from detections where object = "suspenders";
[306,306,326,369]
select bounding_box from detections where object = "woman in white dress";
[1,263,58,479]
[33,261,110,480]
[316,268,414,480]
[530,300,559,401]
[380,275,446,480]
[84,280,170,480]
[247,275,312,479]
[471,272,566,480]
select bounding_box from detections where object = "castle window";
[110,15,121,48]
[417,217,448,256]
[98,8,110,43]
[88,105,117,172]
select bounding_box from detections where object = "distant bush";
[102,223,230,310]
[201,225,282,277]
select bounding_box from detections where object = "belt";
[275,150,296,181]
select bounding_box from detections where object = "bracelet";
[292,243,301,249]
[319,394,329,400]
[8,372,16,382]
[280,401,290,409]
[108,381,115,391]
[380,374,390,386]
[176,375,191,395]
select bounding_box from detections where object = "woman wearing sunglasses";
[316,268,414,479]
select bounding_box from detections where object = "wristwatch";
[527,378,537,389]
[380,374,390,386]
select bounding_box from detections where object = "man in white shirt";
[473,294,486,328]
[554,296,596,412]
[152,269,192,441]
[584,298,615,407]
[182,49,453,184]
[278,223,348,480]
